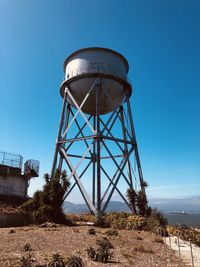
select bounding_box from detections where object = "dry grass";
[0,225,186,266]
[66,213,96,223]
[154,237,164,243]
[105,229,119,236]
[133,244,154,254]
[65,214,80,222]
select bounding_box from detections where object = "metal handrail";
[0,151,23,169]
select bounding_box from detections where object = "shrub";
[104,212,147,230]
[96,237,114,250]
[126,188,137,214]
[95,247,113,263]
[126,215,146,230]
[102,211,167,233]
[19,253,33,267]
[105,229,119,236]
[151,208,167,227]
[22,170,70,224]
[86,237,114,263]
[144,208,167,233]
[66,255,84,267]
[48,253,65,267]
[104,212,129,229]
[136,190,148,216]
[86,247,96,260]
[23,243,32,252]
[88,228,96,235]
[126,181,149,216]
[94,215,109,228]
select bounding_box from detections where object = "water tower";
[51,47,146,216]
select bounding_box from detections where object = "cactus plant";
[66,254,84,267]
[19,253,32,267]
[86,237,113,263]
[48,253,65,267]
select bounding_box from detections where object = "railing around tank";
[24,159,40,177]
[0,151,23,169]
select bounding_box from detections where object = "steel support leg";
[126,95,146,197]
[51,90,67,177]
[92,115,96,206]
[96,81,101,218]
[58,104,71,172]
[119,106,133,188]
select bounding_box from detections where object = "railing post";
[164,229,166,243]
[2,152,5,165]
[190,240,194,267]
[169,234,172,249]
[177,236,181,259]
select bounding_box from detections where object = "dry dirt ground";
[0,225,186,267]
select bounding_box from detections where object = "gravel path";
[165,236,200,267]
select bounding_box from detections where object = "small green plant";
[48,253,65,267]
[95,248,113,263]
[96,237,114,250]
[88,228,96,235]
[86,247,96,260]
[105,229,119,236]
[86,237,114,263]
[23,243,32,252]
[19,253,33,267]
[66,255,84,267]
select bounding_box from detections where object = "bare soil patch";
[0,225,186,266]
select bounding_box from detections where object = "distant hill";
[63,201,130,214]
[149,196,200,213]
[63,196,200,214]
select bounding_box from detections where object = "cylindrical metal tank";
[60,47,132,115]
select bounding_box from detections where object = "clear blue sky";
[0,0,200,201]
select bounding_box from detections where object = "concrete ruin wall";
[0,176,28,198]
[0,212,32,227]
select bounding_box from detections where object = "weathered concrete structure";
[0,165,29,197]
[0,152,39,198]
